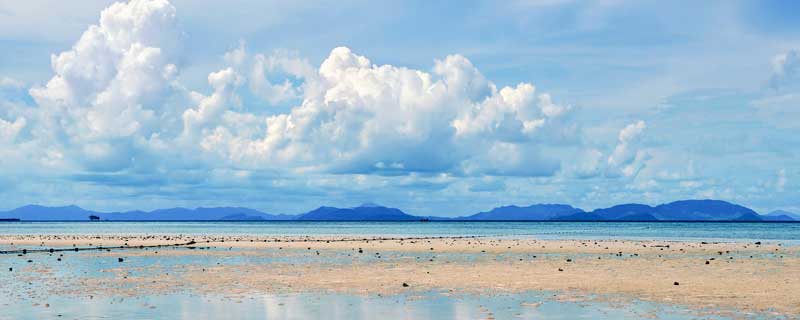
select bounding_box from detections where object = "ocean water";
[1,221,799,243]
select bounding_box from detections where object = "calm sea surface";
[1,221,798,243]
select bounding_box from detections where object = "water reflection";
[2,290,736,320]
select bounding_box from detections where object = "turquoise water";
[1,221,799,242]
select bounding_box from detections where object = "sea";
[1,220,799,243]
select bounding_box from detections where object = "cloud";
[754,49,800,119]
[0,76,25,90]
[770,49,800,90]
[222,41,312,106]
[568,148,604,178]
[195,46,577,177]
[776,168,787,192]
[607,120,649,177]
[0,117,26,144]
[25,0,181,172]
[10,0,585,183]
[249,48,314,105]
[182,67,243,141]
[0,76,29,105]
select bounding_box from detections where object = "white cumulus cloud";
[193,46,576,176]
[26,0,181,172]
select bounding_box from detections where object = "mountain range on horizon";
[0,200,796,222]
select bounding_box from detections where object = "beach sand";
[2,235,798,316]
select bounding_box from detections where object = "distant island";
[0,199,797,222]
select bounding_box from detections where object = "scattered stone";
[118,258,124,263]
[402,282,409,287]
[673,282,680,286]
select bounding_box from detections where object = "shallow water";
[2,290,740,320]
[1,221,799,243]
[0,243,792,319]
[2,222,797,319]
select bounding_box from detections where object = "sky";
[0,0,798,216]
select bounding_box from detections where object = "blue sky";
[0,0,798,216]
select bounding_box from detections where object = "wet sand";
[2,234,798,316]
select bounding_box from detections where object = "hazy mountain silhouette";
[463,204,583,220]
[464,200,774,222]
[0,199,794,222]
[295,205,418,221]
[762,210,800,222]
[0,206,290,221]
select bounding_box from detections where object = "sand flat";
[2,235,798,316]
